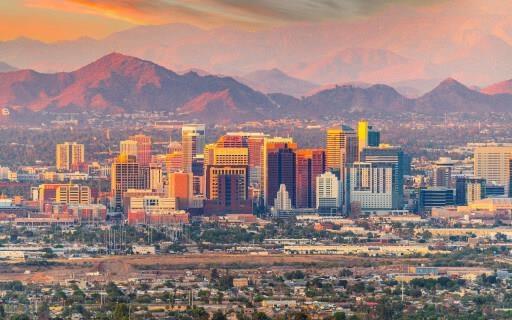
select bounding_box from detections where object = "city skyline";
[3,2,512,319]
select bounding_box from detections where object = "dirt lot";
[0,253,427,284]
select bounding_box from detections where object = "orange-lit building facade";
[296,149,326,208]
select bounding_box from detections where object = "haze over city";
[1,1,512,320]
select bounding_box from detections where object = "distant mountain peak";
[440,77,461,85]
[414,77,504,113]
[482,79,512,95]
[245,68,289,78]
[86,52,140,65]
[240,68,318,97]
[431,77,470,92]
[74,52,169,80]
[267,68,287,75]
[0,61,17,73]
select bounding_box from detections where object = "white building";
[274,184,292,211]
[316,172,340,211]
[348,162,394,211]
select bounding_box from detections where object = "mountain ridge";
[1,53,512,123]
[2,20,512,87]
[0,52,277,120]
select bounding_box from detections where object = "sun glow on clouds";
[2,0,512,42]
[24,0,449,29]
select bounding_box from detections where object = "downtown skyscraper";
[295,149,326,208]
[56,142,85,171]
[181,124,205,173]
[326,125,358,172]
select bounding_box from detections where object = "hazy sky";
[0,0,511,44]
[0,0,459,42]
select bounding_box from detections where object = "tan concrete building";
[55,184,90,205]
[474,146,512,193]
[56,142,84,171]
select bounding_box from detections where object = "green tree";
[189,307,209,320]
[339,269,353,277]
[106,282,125,302]
[112,303,129,320]
[252,312,271,320]
[212,310,227,320]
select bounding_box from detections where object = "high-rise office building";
[223,132,267,189]
[204,142,250,198]
[216,135,245,148]
[56,142,85,171]
[316,172,341,213]
[120,140,138,158]
[111,154,143,211]
[263,137,297,206]
[266,143,297,207]
[247,136,266,188]
[433,157,456,187]
[168,172,193,209]
[203,143,215,166]
[360,145,405,209]
[474,146,512,195]
[164,151,183,174]
[129,134,152,166]
[346,162,395,211]
[141,163,163,192]
[182,124,206,173]
[419,187,455,213]
[211,147,249,166]
[368,130,380,148]
[357,120,380,154]
[455,177,486,205]
[295,149,326,208]
[204,172,252,215]
[326,125,358,171]
[205,165,248,201]
[192,156,205,195]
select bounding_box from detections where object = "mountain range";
[0,53,276,122]
[1,53,512,123]
[481,79,512,95]
[1,19,512,91]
